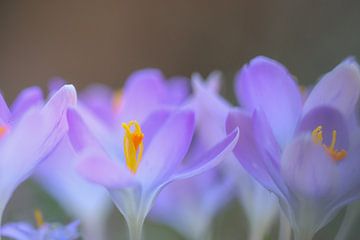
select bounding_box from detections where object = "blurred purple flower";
[1,210,80,240]
[191,73,279,240]
[0,85,76,226]
[227,56,360,239]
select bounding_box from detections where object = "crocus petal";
[136,110,195,186]
[281,134,341,234]
[11,86,44,120]
[173,128,239,180]
[226,110,278,190]
[166,76,190,105]
[119,69,168,122]
[0,92,10,122]
[79,84,114,125]
[0,85,76,191]
[67,108,104,153]
[283,134,340,200]
[140,109,171,149]
[236,56,302,146]
[303,58,360,118]
[76,149,135,189]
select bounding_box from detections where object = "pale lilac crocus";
[227,56,360,240]
[191,73,279,240]
[0,85,76,228]
[34,70,189,240]
[1,210,80,240]
[68,105,239,240]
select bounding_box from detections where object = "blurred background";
[1,0,360,100]
[1,1,360,239]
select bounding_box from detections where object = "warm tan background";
[1,0,360,101]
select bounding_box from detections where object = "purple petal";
[136,110,195,185]
[173,128,239,180]
[11,86,44,120]
[226,109,279,192]
[0,92,10,123]
[0,85,77,189]
[79,84,114,125]
[166,76,190,105]
[140,110,171,149]
[67,108,103,152]
[119,69,168,122]
[303,59,360,118]
[281,134,339,200]
[236,56,302,146]
[298,106,349,150]
[76,149,135,189]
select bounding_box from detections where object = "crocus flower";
[34,70,189,240]
[0,85,77,227]
[227,56,360,240]
[1,209,80,240]
[68,100,239,240]
[191,73,279,240]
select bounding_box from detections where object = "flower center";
[311,125,347,161]
[34,209,44,228]
[122,120,144,173]
[0,124,9,139]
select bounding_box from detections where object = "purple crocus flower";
[34,71,189,240]
[0,85,76,227]
[227,56,360,240]
[191,73,279,240]
[1,210,80,240]
[67,83,239,240]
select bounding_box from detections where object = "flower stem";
[127,217,144,240]
[293,230,313,240]
[279,212,291,240]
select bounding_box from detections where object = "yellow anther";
[34,209,44,228]
[311,126,323,144]
[311,125,347,161]
[122,121,144,173]
[0,124,9,139]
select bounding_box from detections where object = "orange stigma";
[311,125,347,161]
[122,121,144,173]
[0,124,9,138]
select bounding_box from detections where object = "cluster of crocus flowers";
[1,56,360,240]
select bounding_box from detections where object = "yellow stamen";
[122,120,144,173]
[311,125,347,161]
[34,209,44,228]
[0,125,9,138]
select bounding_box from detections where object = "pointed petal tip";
[60,84,77,105]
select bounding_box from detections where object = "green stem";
[279,212,291,240]
[293,230,313,240]
[335,203,360,240]
[127,216,144,240]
